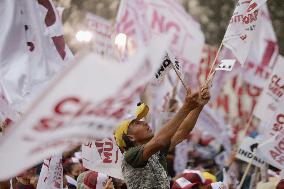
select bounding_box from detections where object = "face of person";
[71,164,82,180]
[127,120,154,145]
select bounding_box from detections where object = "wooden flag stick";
[237,150,257,189]
[243,115,254,137]
[171,62,191,95]
[206,42,224,82]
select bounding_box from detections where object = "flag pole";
[171,61,191,95]
[237,150,257,189]
[206,42,224,82]
[242,115,254,137]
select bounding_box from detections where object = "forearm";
[170,105,204,147]
[143,104,191,159]
[154,104,191,144]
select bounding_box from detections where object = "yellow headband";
[114,102,149,149]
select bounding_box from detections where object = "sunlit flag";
[114,33,127,52]
[75,30,93,42]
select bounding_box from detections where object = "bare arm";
[170,85,210,150]
[170,106,203,150]
[142,92,200,160]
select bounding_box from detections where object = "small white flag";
[175,177,193,188]
[215,59,236,71]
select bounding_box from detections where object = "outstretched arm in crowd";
[169,84,210,150]
[142,88,201,160]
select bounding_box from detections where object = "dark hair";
[63,162,77,174]
[122,133,135,151]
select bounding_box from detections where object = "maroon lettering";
[247,2,257,12]
[37,0,56,26]
[151,10,165,32]
[34,117,63,131]
[54,97,81,115]
[261,40,277,67]
[270,149,280,159]
[52,36,66,60]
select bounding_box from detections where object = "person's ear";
[127,135,135,142]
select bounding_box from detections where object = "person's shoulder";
[124,145,144,160]
[124,145,147,168]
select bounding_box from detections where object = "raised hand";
[104,178,115,189]
[198,82,211,106]
[184,91,200,111]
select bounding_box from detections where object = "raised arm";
[169,84,210,150]
[142,90,200,160]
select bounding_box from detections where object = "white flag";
[242,4,278,88]
[154,54,181,83]
[223,0,261,64]
[0,0,72,112]
[82,137,123,179]
[215,59,236,72]
[116,0,204,65]
[254,55,284,123]
[85,13,114,58]
[196,106,231,152]
[0,34,172,181]
[37,155,63,189]
[257,130,284,170]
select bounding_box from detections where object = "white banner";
[223,0,261,64]
[236,137,266,168]
[82,137,123,179]
[215,59,236,72]
[254,55,284,123]
[257,130,284,170]
[196,106,231,151]
[242,4,278,88]
[37,155,63,189]
[85,13,114,58]
[268,105,284,137]
[155,54,181,83]
[116,0,204,65]
[0,35,172,181]
[0,0,72,112]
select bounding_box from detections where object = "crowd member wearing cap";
[114,83,210,189]
[77,171,114,189]
[277,179,284,189]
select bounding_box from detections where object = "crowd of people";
[1,84,284,189]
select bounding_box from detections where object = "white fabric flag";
[0,86,19,122]
[0,0,72,112]
[242,4,278,88]
[215,59,236,71]
[257,129,284,170]
[0,34,172,181]
[196,106,231,152]
[154,54,181,83]
[37,155,63,189]
[115,0,150,59]
[116,0,204,65]
[223,0,262,64]
[0,0,30,107]
[209,4,277,103]
[82,137,123,179]
[254,55,284,123]
[85,13,114,58]
[266,105,284,137]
